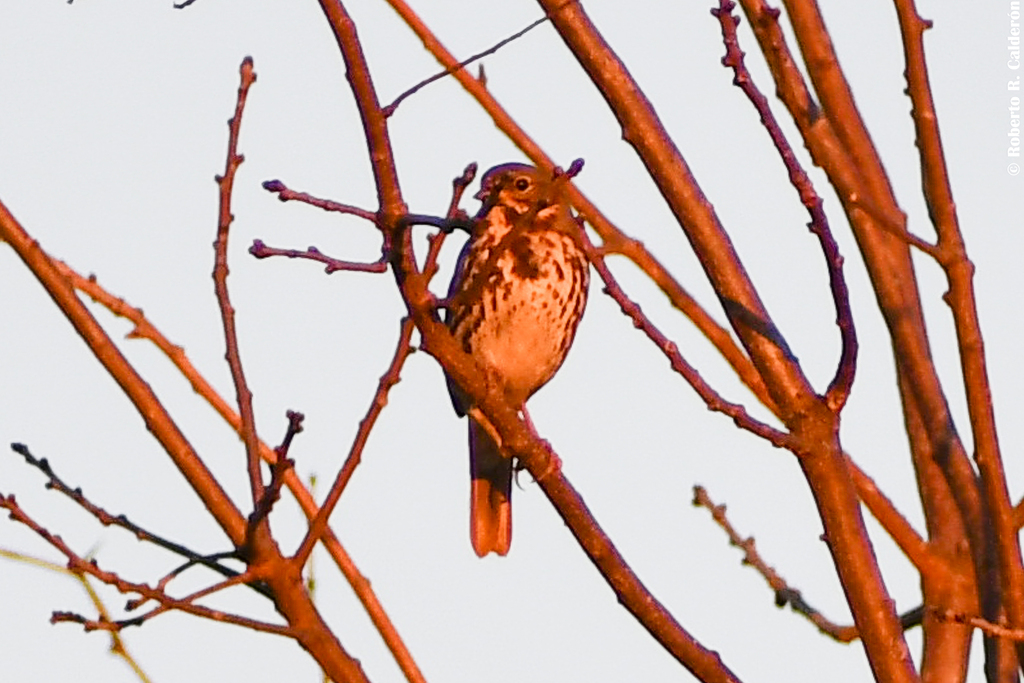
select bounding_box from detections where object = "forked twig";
[50,256,421,683]
[0,548,153,682]
[248,412,303,534]
[713,1,856,412]
[9,443,270,598]
[263,179,378,221]
[0,493,290,637]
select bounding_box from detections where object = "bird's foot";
[534,446,562,482]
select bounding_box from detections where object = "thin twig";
[293,318,416,567]
[213,56,265,515]
[933,609,1024,642]
[248,412,303,535]
[0,206,248,548]
[694,486,924,641]
[249,241,388,273]
[693,485,858,640]
[291,166,473,567]
[53,257,417,683]
[383,16,548,116]
[263,180,378,222]
[0,493,291,637]
[0,549,154,682]
[713,1,856,412]
[8,443,270,598]
[583,236,793,448]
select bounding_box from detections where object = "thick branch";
[894,0,1024,670]
[535,2,916,681]
[0,200,248,547]
[319,1,744,679]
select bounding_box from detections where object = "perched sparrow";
[445,163,590,557]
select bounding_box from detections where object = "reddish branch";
[736,0,991,675]
[892,0,1019,671]
[934,610,1024,643]
[696,485,852,641]
[213,57,265,514]
[208,55,370,683]
[52,257,423,683]
[9,443,269,597]
[262,179,377,221]
[316,0,744,680]
[585,236,792,448]
[293,318,416,566]
[250,239,388,274]
[713,2,856,413]
[0,207,248,548]
[381,0,778,417]
[248,412,302,535]
[894,0,1024,667]
[288,164,478,567]
[534,2,916,681]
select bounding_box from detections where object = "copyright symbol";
[1009,163,1021,176]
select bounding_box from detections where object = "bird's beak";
[474,187,500,216]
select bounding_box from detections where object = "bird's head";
[474,163,555,216]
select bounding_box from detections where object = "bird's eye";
[514,177,531,192]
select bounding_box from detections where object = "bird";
[444,162,590,557]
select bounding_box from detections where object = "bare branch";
[0,204,248,547]
[585,236,792,448]
[0,493,290,637]
[933,609,1024,642]
[249,240,388,274]
[213,56,265,516]
[383,15,548,116]
[54,256,421,683]
[694,485,926,642]
[894,0,1024,660]
[713,1,857,413]
[292,318,416,567]
[248,412,303,535]
[262,179,379,222]
[9,443,269,598]
[694,485,857,640]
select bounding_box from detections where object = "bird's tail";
[469,417,512,557]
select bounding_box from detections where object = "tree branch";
[212,56,265,517]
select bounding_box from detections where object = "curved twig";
[712,3,856,411]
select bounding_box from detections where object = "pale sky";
[1,1,1021,682]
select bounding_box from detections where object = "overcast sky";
[1,1,1021,682]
